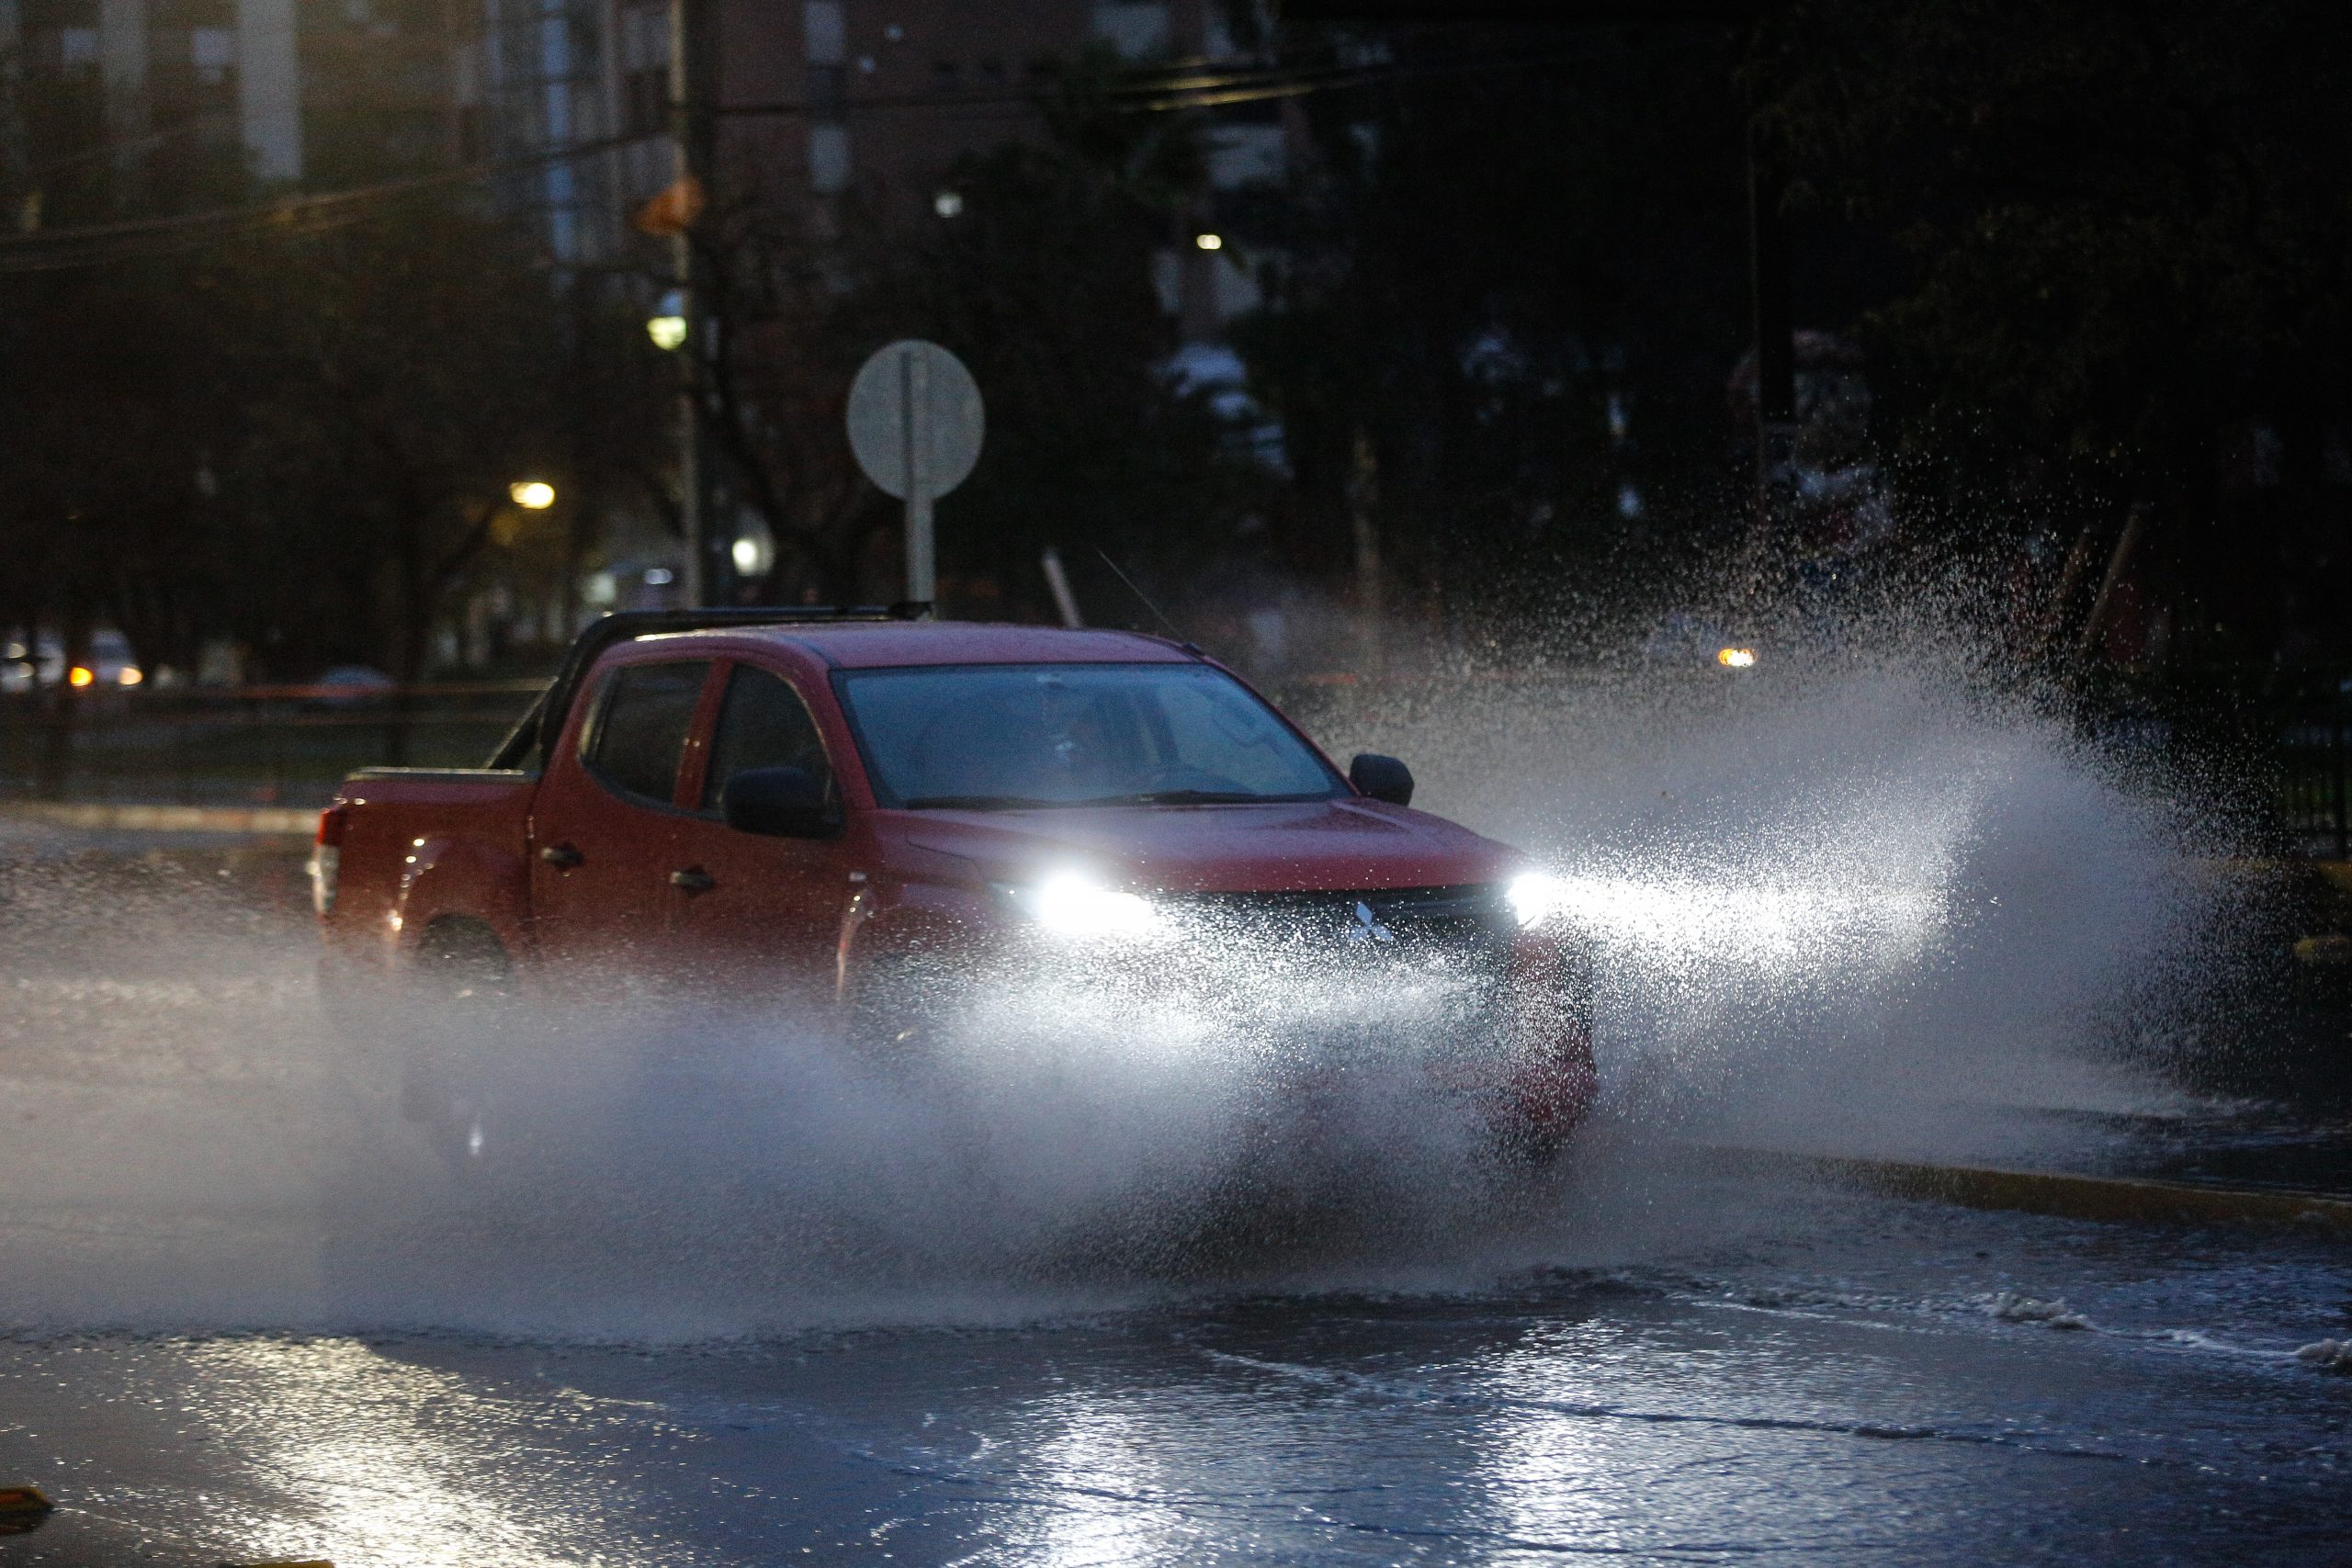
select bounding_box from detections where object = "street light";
[647,287,689,351]
[509,480,556,510]
[1194,231,1223,251]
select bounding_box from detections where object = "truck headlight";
[1508,872,1566,930]
[1011,873,1166,939]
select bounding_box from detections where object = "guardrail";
[2146,665,2352,860]
[0,682,543,811]
[2278,716,2351,860]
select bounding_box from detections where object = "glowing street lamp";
[1193,231,1223,251]
[646,287,689,351]
[509,480,556,510]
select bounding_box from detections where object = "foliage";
[0,200,667,679]
[1235,24,1752,645]
[1757,1,2352,556]
[691,51,1260,617]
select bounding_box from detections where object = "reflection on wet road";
[2,825,2348,1565]
[7,1213,2349,1566]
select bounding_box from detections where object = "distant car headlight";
[1508,872,1567,930]
[1009,873,1166,940]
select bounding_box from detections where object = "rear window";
[584,660,709,805]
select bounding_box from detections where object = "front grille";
[1137,886,1521,1057]
[1155,884,1516,962]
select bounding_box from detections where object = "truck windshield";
[835,663,1346,809]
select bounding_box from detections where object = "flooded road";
[7,1197,2347,1564]
[2,823,2347,1566]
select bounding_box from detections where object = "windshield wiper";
[1066,789,1279,807]
[902,789,1314,810]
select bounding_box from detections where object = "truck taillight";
[310,807,346,916]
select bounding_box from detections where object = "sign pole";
[901,346,935,604]
[848,338,979,611]
[667,0,713,605]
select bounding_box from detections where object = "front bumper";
[970,884,1597,1141]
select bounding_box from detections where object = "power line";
[717,35,1705,118]
[0,130,653,273]
[0,32,1717,273]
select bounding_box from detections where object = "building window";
[52,27,100,75]
[1091,1,1171,60]
[808,121,850,193]
[190,28,235,88]
[621,3,670,138]
[803,0,846,65]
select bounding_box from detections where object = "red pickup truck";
[313,608,1594,1160]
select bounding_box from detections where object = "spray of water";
[0,598,2256,1339]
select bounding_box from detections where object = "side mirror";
[1349,752,1414,807]
[721,765,837,838]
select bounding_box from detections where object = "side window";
[703,664,833,811]
[583,660,710,806]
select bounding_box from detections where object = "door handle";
[669,867,717,894]
[539,843,583,869]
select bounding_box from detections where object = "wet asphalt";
[0,823,2346,1567]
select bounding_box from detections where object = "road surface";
[1,823,2346,1566]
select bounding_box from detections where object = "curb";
[0,801,317,837]
[1715,1147,2352,1233]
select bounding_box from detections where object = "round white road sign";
[845,340,984,501]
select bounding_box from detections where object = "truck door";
[664,660,855,1015]
[528,656,715,992]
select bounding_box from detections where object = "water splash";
[0,600,2256,1337]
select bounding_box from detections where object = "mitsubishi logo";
[1345,900,1396,945]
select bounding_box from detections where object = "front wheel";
[1486,932,1600,1168]
[841,950,975,1069]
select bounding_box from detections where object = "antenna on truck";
[485,604,927,772]
[1092,549,1201,654]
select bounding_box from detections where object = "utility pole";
[1348,429,1385,675]
[667,0,716,605]
[1747,104,1797,528]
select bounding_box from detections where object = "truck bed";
[322,767,539,973]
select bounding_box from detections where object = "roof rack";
[487,603,931,771]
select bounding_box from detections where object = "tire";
[409,917,514,1003]
[398,918,514,1168]
[841,950,970,1066]
[1484,932,1600,1171]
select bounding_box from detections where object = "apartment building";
[0,0,462,219]
[2,0,1278,341]
[473,0,1274,333]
